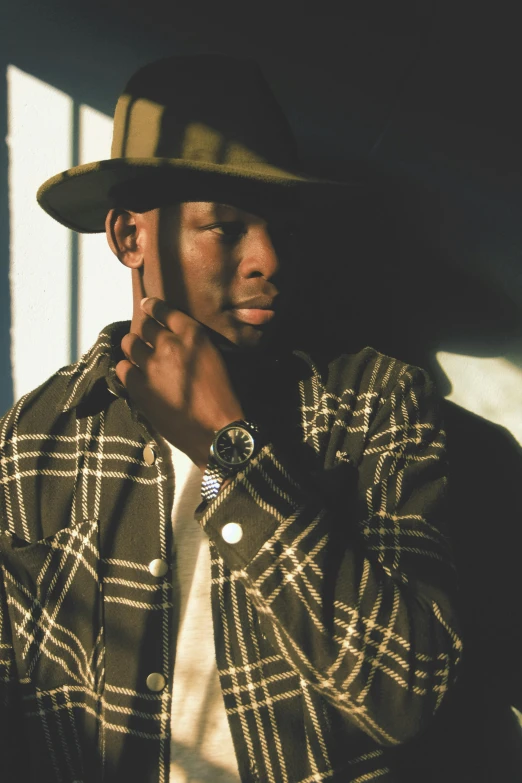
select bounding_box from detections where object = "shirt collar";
[58,320,131,414]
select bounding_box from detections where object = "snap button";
[143,443,156,465]
[146,672,166,692]
[148,558,168,578]
[221,522,243,544]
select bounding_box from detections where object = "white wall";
[7,66,131,402]
[437,351,522,446]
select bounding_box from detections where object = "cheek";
[179,240,229,311]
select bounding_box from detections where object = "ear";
[105,209,144,269]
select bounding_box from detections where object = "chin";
[239,321,282,348]
[217,325,276,353]
[204,312,281,352]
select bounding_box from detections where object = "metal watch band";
[201,458,231,503]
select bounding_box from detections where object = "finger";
[115,359,144,394]
[140,297,170,325]
[140,315,176,347]
[121,332,153,368]
[141,297,197,335]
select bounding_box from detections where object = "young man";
[0,55,461,782]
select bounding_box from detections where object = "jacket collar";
[58,321,131,414]
[57,319,323,417]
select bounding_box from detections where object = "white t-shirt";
[155,435,241,783]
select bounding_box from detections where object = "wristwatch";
[201,420,260,503]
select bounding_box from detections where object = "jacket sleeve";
[0,553,24,778]
[197,362,462,747]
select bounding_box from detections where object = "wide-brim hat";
[36,54,353,233]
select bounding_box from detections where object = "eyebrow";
[195,202,235,217]
[207,200,302,224]
[213,202,238,213]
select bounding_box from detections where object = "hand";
[116,298,245,470]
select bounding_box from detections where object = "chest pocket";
[0,517,104,692]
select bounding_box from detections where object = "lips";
[232,295,277,310]
[231,308,276,325]
[229,295,278,326]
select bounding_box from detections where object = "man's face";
[136,199,301,349]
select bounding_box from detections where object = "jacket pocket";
[0,518,104,693]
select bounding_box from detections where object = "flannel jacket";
[0,321,462,783]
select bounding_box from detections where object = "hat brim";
[37,157,354,233]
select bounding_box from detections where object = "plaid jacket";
[0,321,461,783]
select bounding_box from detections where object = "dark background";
[1,1,522,777]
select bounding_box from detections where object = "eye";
[206,221,246,242]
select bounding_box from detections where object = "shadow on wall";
[297,177,522,780]
[389,400,522,783]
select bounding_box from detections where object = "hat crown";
[37,54,344,234]
[111,55,300,172]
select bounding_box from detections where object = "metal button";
[148,558,168,578]
[221,522,243,544]
[143,443,156,465]
[146,672,166,692]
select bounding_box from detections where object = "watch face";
[213,426,255,468]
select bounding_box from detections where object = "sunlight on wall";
[436,351,522,446]
[7,66,132,403]
[7,66,72,401]
[78,105,131,356]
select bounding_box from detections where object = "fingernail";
[140,297,149,308]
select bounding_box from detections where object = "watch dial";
[215,427,255,467]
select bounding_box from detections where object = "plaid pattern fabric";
[0,321,462,782]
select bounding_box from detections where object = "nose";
[239,224,280,280]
